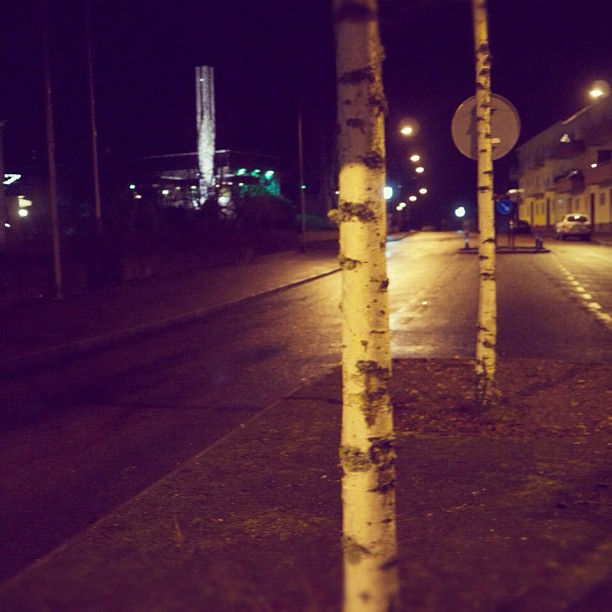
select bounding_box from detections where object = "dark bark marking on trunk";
[343,535,372,565]
[332,201,378,223]
[347,118,366,132]
[341,445,371,472]
[362,150,384,169]
[338,254,362,270]
[339,67,375,86]
[356,360,390,426]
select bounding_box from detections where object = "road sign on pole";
[496,198,514,215]
[451,93,521,161]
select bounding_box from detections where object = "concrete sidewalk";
[0,359,610,611]
[1,245,341,371]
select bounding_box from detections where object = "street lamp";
[589,80,610,100]
[399,117,420,137]
[298,105,307,250]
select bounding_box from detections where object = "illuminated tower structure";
[195,66,215,203]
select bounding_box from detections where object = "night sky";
[2,0,612,224]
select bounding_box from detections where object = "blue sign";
[496,198,514,215]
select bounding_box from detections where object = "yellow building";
[517,96,612,232]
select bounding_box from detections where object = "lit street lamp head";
[399,117,420,137]
[589,80,610,99]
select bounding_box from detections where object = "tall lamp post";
[0,120,6,232]
[298,106,307,250]
[42,0,63,299]
[85,0,102,232]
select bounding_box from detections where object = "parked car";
[555,214,592,241]
[514,219,531,234]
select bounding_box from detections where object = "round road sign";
[496,198,514,215]
[451,93,521,161]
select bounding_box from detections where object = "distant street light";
[455,206,466,218]
[399,117,420,137]
[590,80,610,99]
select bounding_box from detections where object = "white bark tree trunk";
[472,0,498,407]
[332,1,399,609]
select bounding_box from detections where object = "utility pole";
[0,120,6,231]
[297,105,307,250]
[42,0,63,299]
[85,0,102,232]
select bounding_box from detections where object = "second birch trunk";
[473,0,498,407]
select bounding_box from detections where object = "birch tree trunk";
[332,1,399,609]
[472,0,498,407]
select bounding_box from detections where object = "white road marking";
[555,259,612,330]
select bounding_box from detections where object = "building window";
[599,192,606,206]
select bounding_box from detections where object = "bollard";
[464,232,469,249]
[535,232,543,251]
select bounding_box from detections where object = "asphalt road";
[1,232,611,582]
[387,232,612,361]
